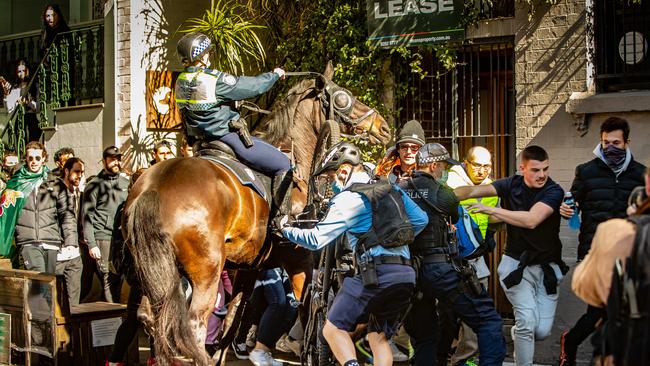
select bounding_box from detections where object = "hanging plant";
[180,0,266,75]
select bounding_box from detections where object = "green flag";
[0,165,49,257]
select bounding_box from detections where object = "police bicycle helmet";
[177,32,213,64]
[313,142,361,176]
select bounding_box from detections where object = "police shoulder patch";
[222,73,237,86]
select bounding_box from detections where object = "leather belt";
[375,255,411,266]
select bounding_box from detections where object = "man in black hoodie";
[559,117,646,366]
[82,146,129,302]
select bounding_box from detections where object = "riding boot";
[272,169,293,217]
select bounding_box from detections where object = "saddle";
[194,140,271,203]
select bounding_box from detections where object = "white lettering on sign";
[373,0,452,19]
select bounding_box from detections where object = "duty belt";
[375,255,411,266]
[421,253,451,264]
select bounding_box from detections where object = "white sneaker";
[249,349,283,366]
[246,325,258,348]
[390,340,409,362]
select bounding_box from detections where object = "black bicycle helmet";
[314,142,361,176]
[177,32,213,65]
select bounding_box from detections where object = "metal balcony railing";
[0,20,104,158]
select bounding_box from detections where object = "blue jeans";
[218,132,290,176]
[405,261,506,366]
[497,255,564,366]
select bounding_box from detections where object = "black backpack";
[601,214,650,365]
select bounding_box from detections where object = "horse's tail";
[126,190,204,365]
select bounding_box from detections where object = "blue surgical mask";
[436,170,449,185]
[331,180,344,194]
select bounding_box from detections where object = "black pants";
[97,239,123,302]
[564,305,606,359]
[21,245,58,274]
[55,256,83,306]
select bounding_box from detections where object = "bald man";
[444,146,500,366]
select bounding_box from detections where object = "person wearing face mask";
[399,143,506,366]
[558,117,646,366]
[0,141,77,272]
[281,141,428,366]
[82,146,130,302]
[1,151,20,191]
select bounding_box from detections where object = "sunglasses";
[399,144,420,152]
[27,155,43,162]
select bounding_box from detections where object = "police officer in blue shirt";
[174,32,292,213]
[281,142,428,366]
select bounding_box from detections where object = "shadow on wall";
[120,115,175,173]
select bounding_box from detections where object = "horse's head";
[316,63,391,145]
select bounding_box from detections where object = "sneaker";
[232,341,249,360]
[106,362,125,366]
[249,349,283,366]
[276,334,301,356]
[559,330,576,366]
[246,325,258,348]
[389,340,409,362]
[355,337,374,364]
[462,358,479,366]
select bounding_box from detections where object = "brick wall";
[116,0,130,147]
[514,0,588,153]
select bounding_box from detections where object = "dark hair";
[40,3,70,52]
[153,140,172,153]
[2,150,17,160]
[63,156,84,176]
[14,59,31,84]
[54,147,75,163]
[24,140,48,161]
[521,145,548,162]
[600,117,630,141]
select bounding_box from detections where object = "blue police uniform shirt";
[174,67,279,139]
[282,171,429,259]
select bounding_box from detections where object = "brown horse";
[124,63,390,366]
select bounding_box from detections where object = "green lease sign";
[367,0,465,47]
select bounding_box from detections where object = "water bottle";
[563,192,581,230]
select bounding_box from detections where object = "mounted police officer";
[281,142,428,366]
[399,143,506,366]
[174,32,292,213]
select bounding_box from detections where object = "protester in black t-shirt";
[454,145,568,366]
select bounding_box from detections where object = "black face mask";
[603,144,627,168]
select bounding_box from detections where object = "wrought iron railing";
[476,0,515,19]
[594,0,650,92]
[0,20,104,158]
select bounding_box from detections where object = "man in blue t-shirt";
[454,145,568,366]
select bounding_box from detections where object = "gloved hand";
[273,67,286,80]
[89,246,101,259]
[272,214,291,234]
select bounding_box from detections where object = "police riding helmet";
[177,32,213,65]
[314,142,361,176]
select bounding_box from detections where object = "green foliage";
[181,0,266,74]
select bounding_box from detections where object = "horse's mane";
[255,78,319,146]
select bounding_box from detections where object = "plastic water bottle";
[564,192,581,230]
